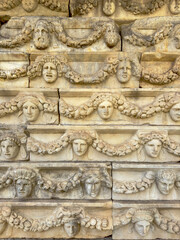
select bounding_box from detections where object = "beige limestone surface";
[27,125,180,163]
[113,202,180,239]
[112,163,180,201]
[122,16,180,52]
[0,0,69,17]
[0,17,120,53]
[0,52,29,88]
[0,162,111,200]
[0,201,112,239]
[70,0,180,23]
[59,89,180,126]
[29,52,140,89]
[0,88,59,125]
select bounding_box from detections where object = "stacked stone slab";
[0,0,179,240]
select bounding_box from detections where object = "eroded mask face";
[23,101,40,122]
[42,62,58,83]
[174,30,180,49]
[64,220,79,237]
[97,100,114,120]
[72,139,88,156]
[15,179,33,198]
[103,0,116,16]
[134,220,151,237]
[1,139,19,160]
[116,60,131,83]
[85,176,101,198]
[33,22,50,49]
[156,178,175,195]
[169,103,180,122]
[144,139,162,158]
[104,25,119,48]
[21,0,38,12]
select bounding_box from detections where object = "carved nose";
[27,107,31,114]
[77,144,81,151]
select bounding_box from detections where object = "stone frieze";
[70,0,180,21]
[122,16,180,52]
[0,89,58,125]
[0,17,120,52]
[113,163,180,200]
[27,126,180,162]
[0,0,69,16]
[0,201,112,238]
[0,163,111,199]
[60,89,180,125]
[113,202,180,239]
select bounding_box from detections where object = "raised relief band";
[27,127,180,162]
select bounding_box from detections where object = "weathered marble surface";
[113,163,180,200]
[70,0,180,22]
[113,202,180,239]
[0,0,69,16]
[0,52,29,88]
[0,17,120,53]
[0,124,28,161]
[27,125,180,163]
[29,52,140,89]
[59,89,180,125]
[0,162,111,200]
[0,89,59,125]
[140,52,180,88]
[0,201,112,239]
[122,16,180,52]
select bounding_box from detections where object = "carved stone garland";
[60,92,180,119]
[0,20,119,49]
[124,22,173,47]
[0,0,67,12]
[115,208,180,235]
[0,206,109,233]
[0,167,111,194]
[27,130,180,157]
[0,93,57,118]
[142,56,180,84]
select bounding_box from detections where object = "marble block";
[140,52,180,88]
[112,163,180,201]
[0,0,69,17]
[122,16,180,52]
[0,162,111,200]
[0,88,59,125]
[113,202,180,239]
[0,17,120,53]
[29,52,140,89]
[27,125,180,163]
[59,89,180,126]
[70,0,180,22]
[0,52,29,88]
[0,201,112,239]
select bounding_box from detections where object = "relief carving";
[114,207,180,237]
[142,56,180,84]
[71,0,176,16]
[0,127,28,161]
[27,129,180,159]
[28,53,140,85]
[113,169,180,195]
[0,206,110,235]
[0,167,112,199]
[0,0,67,13]
[60,92,180,122]
[0,18,120,50]
[0,92,58,124]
